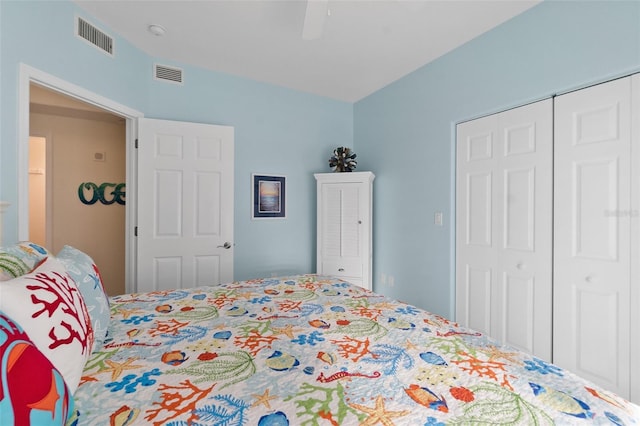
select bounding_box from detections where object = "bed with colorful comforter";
[71,274,639,425]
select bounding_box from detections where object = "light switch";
[434,212,443,226]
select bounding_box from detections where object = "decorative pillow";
[0,256,94,394]
[56,245,110,348]
[0,242,50,281]
[0,312,75,425]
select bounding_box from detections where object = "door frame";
[18,63,143,293]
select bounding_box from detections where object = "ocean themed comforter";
[74,275,639,425]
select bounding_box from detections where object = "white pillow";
[0,256,94,393]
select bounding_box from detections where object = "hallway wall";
[30,106,126,295]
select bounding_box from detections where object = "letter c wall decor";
[78,182,126,205]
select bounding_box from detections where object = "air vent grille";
[77,17,113,55]
[154,64,184,84]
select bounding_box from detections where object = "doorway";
[18,64,235,295]
[18,64,143,295]
[29,83,127,295]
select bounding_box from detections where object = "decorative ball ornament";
[328,147,357,172]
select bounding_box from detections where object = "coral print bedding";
[73,275,639,425]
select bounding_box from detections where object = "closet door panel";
[497,100,552,359]
[456,99,552,360]
[503,167,534,251]
[573,158,619,260]
[629,74,640,405]
[501,272,535,353]
[456,116,498,337]
[465,265,492,335]
[467,172,492,246]
[631,73,640,405]
[554,76,631,398]
[574,288,619,381]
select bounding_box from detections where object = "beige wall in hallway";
[28,136,47,245]
[30,110,126,296]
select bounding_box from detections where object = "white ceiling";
[73,0,541,102]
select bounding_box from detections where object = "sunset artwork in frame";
[252,174,286,219]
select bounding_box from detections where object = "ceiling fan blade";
[302,0,329,40]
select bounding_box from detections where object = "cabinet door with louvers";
[315,172,374,290]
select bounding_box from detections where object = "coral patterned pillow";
[0,256,94,394]
[0,242,50,281]
[56,245,110,348]
[0,312,75,425]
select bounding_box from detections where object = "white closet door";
[631,74,640,405]
[456,115,498,337]
[497,100,553,359]
[456,99,552,360]
[554,77,631,398]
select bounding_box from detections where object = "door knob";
[516,262,526,270]
[218,242,232,249]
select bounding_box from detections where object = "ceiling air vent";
[76,17,113,56]
[154,64,184,84]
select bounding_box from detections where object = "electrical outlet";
[388,275,395,287]
[380,273,387,285]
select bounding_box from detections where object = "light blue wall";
[0,0,149,243]
[354,0,640,318]
[145,67,353,279]
[0,1,352,281]
[4,1,640,316]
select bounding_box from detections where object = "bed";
[1,243,639,425]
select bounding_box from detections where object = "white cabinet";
[315,172,374,290]
[455,74,640,404]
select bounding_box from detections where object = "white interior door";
[456,99,552,360]
[554,77,632,398]
[137,118,234,292]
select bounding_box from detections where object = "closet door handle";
[338,268,345,272]
[516,262,526,270]
[585,274,595,283]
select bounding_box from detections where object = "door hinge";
[134,226,138,236]
[135,138,138,148]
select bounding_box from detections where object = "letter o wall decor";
[78,182,125,205]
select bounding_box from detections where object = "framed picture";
[252,174,286,219]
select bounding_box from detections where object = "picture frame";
[252,174,286,219]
